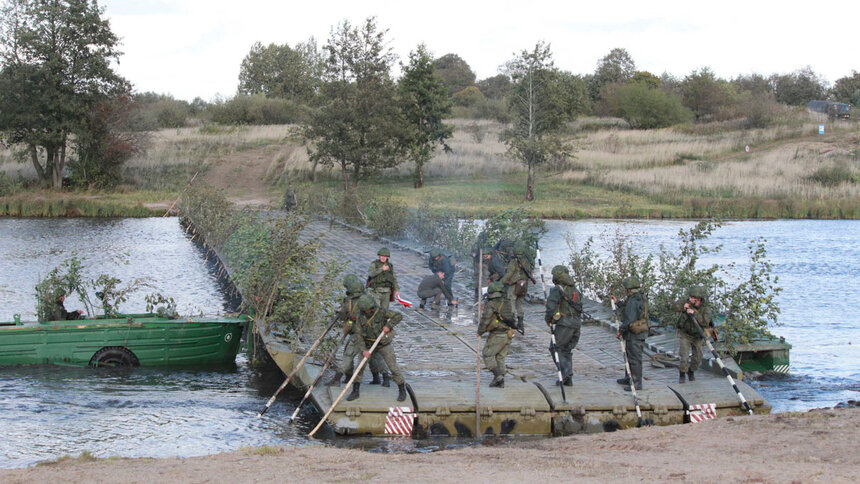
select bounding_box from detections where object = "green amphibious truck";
[0,313,247,367]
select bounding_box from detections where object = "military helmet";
[622,276,641,289]
[346,280,365,295]
[429,248,441,258]
[513,242,526,256]
[53,287,67,300]
[551,265,569,278]
[487,282,504,298]
[688,285,708,300]
[377,247,390,257]
[342,273,360,289]
[357,295,377,311]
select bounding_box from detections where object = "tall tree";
[476,74,511,99]
[589,47,636,101]
[433,53,476,96]
[398,44,453,189]
[237,39,322,103]
[503,42,574,201]
[303,17,403,190]
[831,71,860,106]
[0,0,128,189]
[774,66,828,106]
[681,67,734,121]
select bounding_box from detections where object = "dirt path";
[4,407,857,483]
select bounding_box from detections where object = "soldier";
[500,242,531,332]
[417,271,458,309]
[428,248,455,300]
[45,288,83,322]
[326,276,390,387]
[544,265,583,386]
[486,247,507,284]
[612,276,648,391]
[367,247,399,310]
[347,295,408,402]
[672,285,715,383]
[478,282,516,388]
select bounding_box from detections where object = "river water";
[1,217,858,468]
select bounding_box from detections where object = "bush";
[131,93,192,130]
[806,163,856,186]
[0,172,24,196]
[365,196,408,238]
[451,98,511,122]
[209,95,311,125]
[602,83,692,129]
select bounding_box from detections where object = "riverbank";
[4,407,856,482]
[2,115,858,219]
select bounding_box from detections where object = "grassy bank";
[2,113,858,219]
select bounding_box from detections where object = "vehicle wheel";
[90,346,140,368]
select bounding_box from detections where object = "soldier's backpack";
[629,298,649,334]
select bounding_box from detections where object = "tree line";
[1,2,858,197]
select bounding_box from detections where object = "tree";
[303,17,403,190]
[731,73,773,97]
[630,71,661,89]
[589,47,636,101]
[0,0,128,189]
[680,67,734,121]
[503,42,574,201]
[237,39,322,103]
[432,53,476,96]
[70,94,142,188]
[476,74,511,99]
[602,82,691,129]
[831,71,860,106]
[774,66,828,106]
[398,44,453,188]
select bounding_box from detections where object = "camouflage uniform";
[348,295,408,402]
[486,250,507,283]
[672,286,714,381]
[500,243,531,328]
[616,277,648,391]
[46,289,82,322]
[333,278,388,385]
[367,248,399,310]
[428,248,455,298]
[478,282,515,387]
[545,266,582,385]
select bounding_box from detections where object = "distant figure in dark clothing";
[417,272,458,308]
[428,248,455,298]
[46,289,83,322]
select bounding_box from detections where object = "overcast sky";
[103,0,859,102]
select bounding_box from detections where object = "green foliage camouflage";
[568,220,781,355]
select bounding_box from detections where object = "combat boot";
[616,376,630,385]
[346,382,360,401]
[419,299,426,309]
[397,383,407,402]
[370,372,381,385]
[562,376,573,387]
[623,382,642,391]
[687,370,695,382]
[679,371,686,384]
[382,372,391,388]
[324,370,343,386]
[517,316,525,333]
[342,372,352,384]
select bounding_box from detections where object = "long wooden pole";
[257,315,339,417]
[688,313,754,415]
[308,330,387,438]
[475,249,483,436]
[287,331,350,422]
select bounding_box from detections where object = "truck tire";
[90,346,140,367]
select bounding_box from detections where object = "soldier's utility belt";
[629,318,649,334]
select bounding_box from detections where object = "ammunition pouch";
[629,319,649,334]
[514,279,528,297]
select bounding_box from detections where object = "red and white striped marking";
[384,406,414,435]
[688,403,717,423]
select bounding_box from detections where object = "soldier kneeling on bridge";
[347,295,408,402]
[478,282,516,388]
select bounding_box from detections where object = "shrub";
[209,95,311,125]
[602,83,692,129]
[806,163,856,186]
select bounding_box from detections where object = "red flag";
[395,294,413,308]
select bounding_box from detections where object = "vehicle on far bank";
[806,100,851,119]
[0,313,247,367]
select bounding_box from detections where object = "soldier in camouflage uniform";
[612,276,648,391]
[544,265,583,386]
[478,282,516,388]
[486,247,507,284]
[428,248,455,300]
[45,288,83,322]
[672,285,715,383]
[326,275,389,386]
[500,242,531,332]
[367,248,399,310]
[347,295,408,402]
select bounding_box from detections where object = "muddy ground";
[3,407,857,483]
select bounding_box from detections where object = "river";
[0,217,858,468]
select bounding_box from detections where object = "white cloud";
[102,0,860,101]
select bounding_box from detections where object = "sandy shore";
[4,407,857,483]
